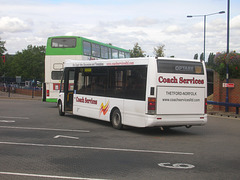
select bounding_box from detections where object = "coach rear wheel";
[111,109,123,130]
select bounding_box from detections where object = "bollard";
[32,87,34,98]
[8,86,10,97]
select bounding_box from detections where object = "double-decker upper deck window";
[51,38,76,48]
[157,60,204,74]
[109,49,112,59]
[125,52,130,58]
[119,51,125,58]
[101,46,108,59]
[83,41,91,56]
[112,49,118,59]
[92,43,100,58]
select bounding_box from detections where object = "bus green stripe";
[46,98,58,103]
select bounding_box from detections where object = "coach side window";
[125,66,147,100]
[60,71,65,92]
[76,68,84,94]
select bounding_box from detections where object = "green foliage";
[214,51,240,80]
[207,53,215,68]
[4,45,45,82]
[0,38,7,55]
[200,53,204,61]
[194,53,198,60]
[130,43,145,58]
[0,38,7,77]
[153,44,165,57]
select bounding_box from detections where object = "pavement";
[0,91,239,119]
[208,110,240,119]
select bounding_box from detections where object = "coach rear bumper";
[145,114,207,127]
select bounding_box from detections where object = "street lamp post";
[187,11,225,61]
[226,0,230,112]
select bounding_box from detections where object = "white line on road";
[158,162,195,169]
[0,120,15,123]
[54,135,79,140]
[0,116,29,120]
[0,171,109,180]
[0,126,90,133]
[0,141,194,155]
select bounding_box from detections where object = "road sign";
[223,83,234,88]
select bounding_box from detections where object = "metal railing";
[207,101,240,114]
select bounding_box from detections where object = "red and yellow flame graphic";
[99,101,110,116]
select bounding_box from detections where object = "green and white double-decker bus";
[43,36,130,103]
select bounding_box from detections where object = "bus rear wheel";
[58,101,65,116]
[111,109,123,130]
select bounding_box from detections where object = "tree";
[194,53,198,60]
[130,43,145,58]
[207,53,215,68]
[0,38,7,55]
[200,53,204,61]
[0,38,7,77]
[213,51,240,80]
[5,45,45,82]
[153,44,165,57]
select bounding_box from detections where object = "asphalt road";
[0,99,239,180]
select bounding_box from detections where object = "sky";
[0,0,239,60]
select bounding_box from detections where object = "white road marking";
[0,126,90,133]
[0,141,194,155]
[54,135,79,140]
[0,171,109,180]
[0,116,29,120]
[158,162,195,169]
[0,120,15,123]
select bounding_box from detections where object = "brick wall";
[15,88,42,96]
[213,71,240,112]
[0,87,42,97]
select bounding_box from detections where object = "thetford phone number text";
[159,76,204,84]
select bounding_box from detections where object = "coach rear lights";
[148,97,156,115]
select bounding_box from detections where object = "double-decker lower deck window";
[52,71,63,80]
